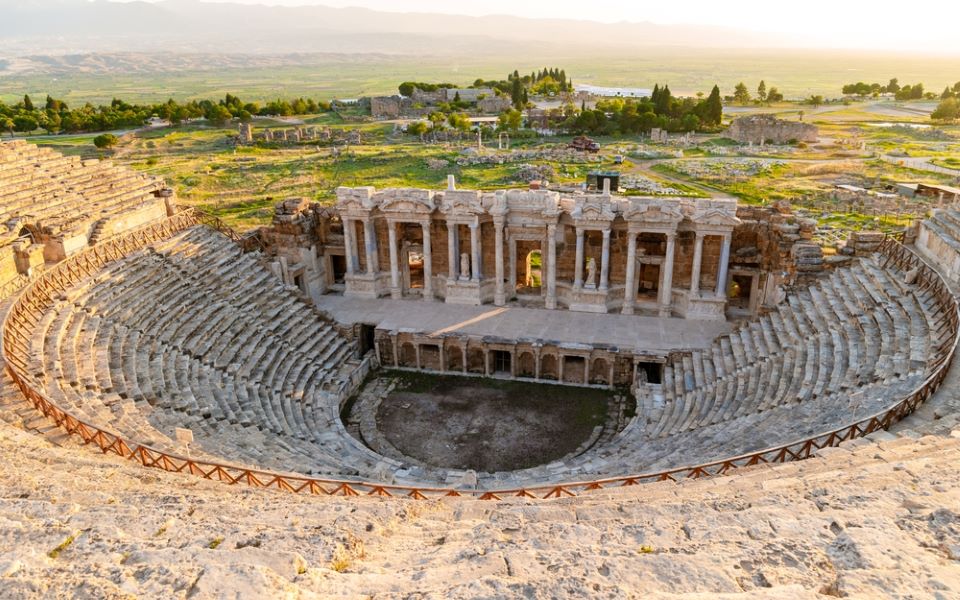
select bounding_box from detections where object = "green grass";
[4,48,960,105]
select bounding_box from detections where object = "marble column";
[599,228,611,291]
[469,222,481,282]
[574,227,585,289]
[545,223,558,309]
[622,230,638,315]
[446,221,458,282]
[715,233,732,298]
[342,217,356,275]
[659,232,676,317]
[421,221,433,300]
[690,232,704,296]
[387,222,400,298]
[494,220,505,305]
[362,217,377,275]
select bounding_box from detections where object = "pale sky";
[140,0,960,53]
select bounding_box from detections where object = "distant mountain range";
[0,0,790,56]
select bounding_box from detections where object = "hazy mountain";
[0,0,790,56]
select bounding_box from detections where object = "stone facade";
[260,179,749,321]
[727,115,819,145]
[477,95,512,114]
[370,96,404,119]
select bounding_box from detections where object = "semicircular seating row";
[0,140,165,240]
[21,224,954,490]
[27,225,390,479]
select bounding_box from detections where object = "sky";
[127,0,959,53]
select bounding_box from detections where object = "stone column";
[599,228,611,291]
[469,222,481,282]
[387,222,400,298]
[362,217,377,275]
[421,221,433,300]
[715,233,732,298]
[342,217,356,275]
[446,221,458,282]
[494,220,505,305]
[545,223,558,309]
[690,231,704,296]
[659,232,676,317]
[622,230,638,315]
[574,227,585,289]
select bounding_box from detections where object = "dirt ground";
[376,372,612,472]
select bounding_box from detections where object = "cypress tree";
[703,84,723,126]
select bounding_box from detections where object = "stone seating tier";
[0,140,166,236]
[15,222,950,489]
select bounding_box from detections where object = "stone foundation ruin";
[728,114,819,145]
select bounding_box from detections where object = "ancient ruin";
[0,137,956,546]
[2,137,960,596]
[727,114,819,145]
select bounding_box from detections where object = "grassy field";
[17,95,959,233]
[3,48,959,105]
[45,120,609,229]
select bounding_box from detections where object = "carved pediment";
[622,199,683,224]
[335,186,377,213]
[440,190,485,216]
[690,207,741,227]
[376,189,436,214]
[571,198,616,223]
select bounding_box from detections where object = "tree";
[733,82,751,105]
[701,85,723,126]
[886,78,900,94]
[806,95,824,108]
[766,87,784,103]
[510,77,523,109]
[206,104,233,126]
[498,108,522,132]
[757,80,767,104]
[931,97,959,121]
[448,112,472,133]
[12,115,37,132]
[406,121,429,138]
[398,82,416,97]
[428,111,447,129]
[943,87,955,100]
[2,118,14,136]
[93,133,118,149]
[23,94,33,111]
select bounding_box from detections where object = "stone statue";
[459,252,470,280]
[585,257,597,289]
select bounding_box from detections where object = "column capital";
[602,228,611,238]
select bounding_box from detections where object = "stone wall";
[727,115,818,145]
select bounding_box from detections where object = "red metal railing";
[2,223,957,500]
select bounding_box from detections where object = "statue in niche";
[585,257,597,289]
[459,252,471,280]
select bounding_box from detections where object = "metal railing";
[2,222,957,500]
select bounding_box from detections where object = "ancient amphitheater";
[1,139,959,598]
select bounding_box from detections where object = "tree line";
[0,93,332,135]
[840,78,960,101]
[398,67,573,110]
